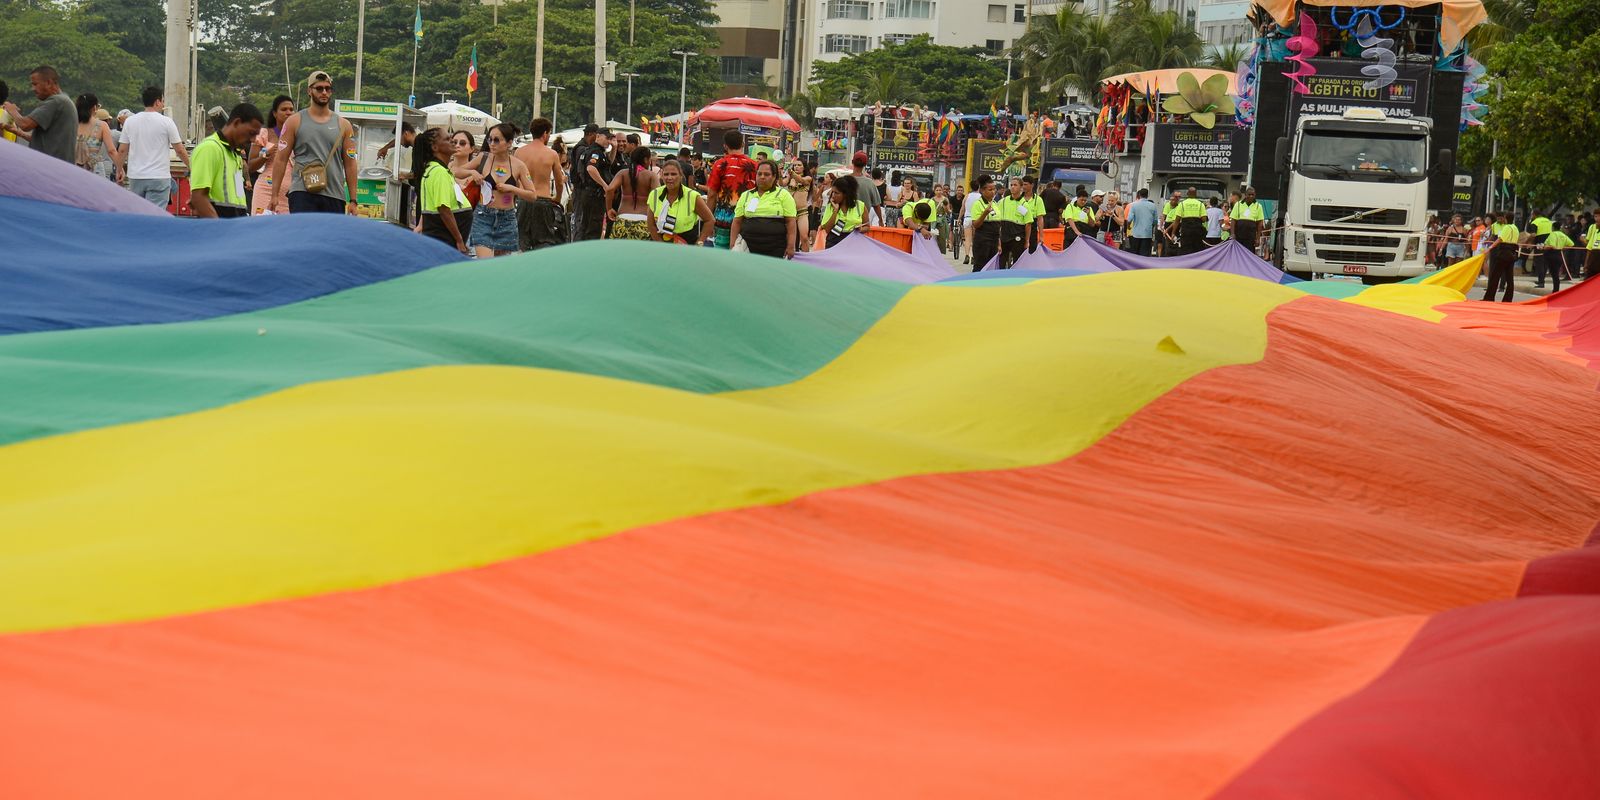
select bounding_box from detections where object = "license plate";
[1342,265,1368,275]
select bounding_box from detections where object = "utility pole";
[533,0,546,118]
[594,0,607,124]
[846,90,857,156]
[355,0,366,99]
[489,0,499,118]
[621,72,640,122]
[630,0,637,45]
[549,85,565,130]
[673,50,697,141]
[1021,0,1032,115]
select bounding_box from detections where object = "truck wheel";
[1288,270,1314,281]
[1360,275,1402,285]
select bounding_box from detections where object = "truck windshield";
[1297,132,1427,182]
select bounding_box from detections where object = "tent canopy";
[1257,0,1485,47]
[1102,69,1238,96]
[694,97,800,132]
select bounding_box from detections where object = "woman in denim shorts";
[468,123,541,257]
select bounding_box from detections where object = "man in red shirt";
[707,129,756,248]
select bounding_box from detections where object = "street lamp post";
[1005,56,1013,109]
[846,90,858,156]
[621,72,640,122]
[548,84,565,130]
[672,50,698,141]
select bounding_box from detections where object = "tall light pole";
[621,72,640,122]
[355,0,366,99]
[164,0,193,137]
[672,50,697,141]
[845,89,858,156]
[1021,0,1032,115]
[594,0,607,124]
[547,84,565,130]
[533,0,546,117]
[1005,56,1013,109]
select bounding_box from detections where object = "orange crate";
[1039,226,1065,251]
[862,225,914,254]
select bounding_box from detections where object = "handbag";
[298,131,342,194]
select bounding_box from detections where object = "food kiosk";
[335,99,428,223]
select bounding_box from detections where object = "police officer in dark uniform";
[1168,188,1209,255]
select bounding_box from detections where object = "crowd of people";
[8,62,1599,284]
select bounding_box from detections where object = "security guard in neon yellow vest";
[1061,191,1094,249]
[991,176,1037,268]
[1229,186,1266,254]
[1584,218,1600,280]
[1166,188,1209,255]
[1527,213,1556,289]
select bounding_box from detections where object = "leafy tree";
[809,36,1006,112]
[1480,0,1600,206]
[0,1,145,112]
[1012,0,1204,106]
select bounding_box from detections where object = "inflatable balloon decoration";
[1332,6,1404,90]
[1234,42,1260,128]
[1283,12,1320,94]
[1461,55,1489,129]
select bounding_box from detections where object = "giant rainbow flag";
[2,139,1598,797]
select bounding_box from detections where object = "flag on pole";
[466,44,479,96]
[414,4,423,43]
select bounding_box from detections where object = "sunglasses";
[310,85,332,93]
[453,139,470,146]
[488,136,505,143]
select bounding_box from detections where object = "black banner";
[1451,173,1476,215]
[874,143,922,166]
[1149,124,1249,173]
[1041,138,1100,167]
[1288,59,1433,128]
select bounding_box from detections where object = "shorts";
[469,205,519,251]
[517,197,567,251]
[1445,242,1468,259]
[608,214,653,241]
[288,191,346,214]
[129,178,171,208]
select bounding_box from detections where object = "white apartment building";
[789,0,1034,95]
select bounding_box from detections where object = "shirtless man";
[513,117,567,251]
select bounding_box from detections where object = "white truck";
[1274,107,1452,283]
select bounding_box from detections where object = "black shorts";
[287,191,346,214]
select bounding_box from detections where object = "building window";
[825,0,870,20]
[1014,3,1026,22]
[984,38,1005,54]
[823,34,872,53]
[881,33,917,46]
[719,56,766,84]
[987,4,1006,22]
[885,0,933,18]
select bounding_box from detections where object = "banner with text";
[1040,138,1101,167]
[1149,124,1250,173]
[1288,59,1433,128]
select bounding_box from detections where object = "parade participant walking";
[707,130,757,248]
[248,96,295,216]
[3,66,76,163]
[73,94,121,181]
[1125,189,1158,256]
[118,87,190,208]
[1585,217,1600,280]
[1169,188,1208,255]
[412,128,473,252]
[966,176,1000,270]
[1442,213,1469,266]
[1204,197,1224,246]
[820,174,868,250]
[1062,191,1094,250]
[513,117,567,252]
[1528,211,1556,288]
[270,71,357,214]
[849,152,883,226]
[730,160,798,259]
[469,123,543,257]
[1539,226,1576,292]
[604,146,661,241]
[1099,191,1125,246]
[647,160,713,245]
[1158,190,1182,256]
[189,104,264,219]
[991,177,1035,268]
[1228,188,1265,254]
[1483,211,1519,302]
[785,160,814,253]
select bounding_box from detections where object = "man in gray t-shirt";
[850,151,882,226]
[2,66,77,163]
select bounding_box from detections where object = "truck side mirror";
[1275,136,1290,172]
[1435,149,1454,175]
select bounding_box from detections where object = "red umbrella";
[693,97,800,132]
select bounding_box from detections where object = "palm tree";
[1115,0,1205,71]
[1467,0,1538,62]
[860,68,918,105]
[1202,42,1251,70]
[781,85,835,132]
[1015,5,1121,105]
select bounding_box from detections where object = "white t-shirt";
[1205,206,1224,238]
[961,191,982,226]
[122,111,183,180]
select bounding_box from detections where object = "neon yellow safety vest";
[1231,201,1264,221]
[1529,216,1553,236]
[1588,224,1600,250]
[1176,198,1207,219]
